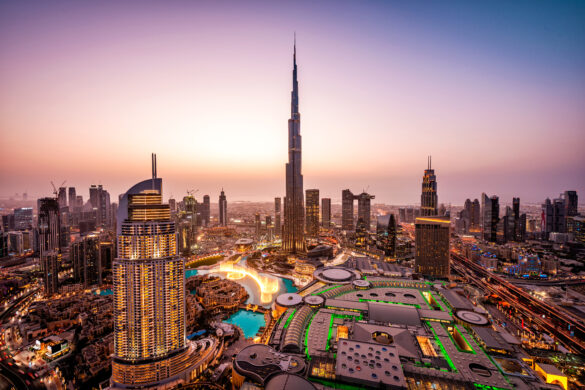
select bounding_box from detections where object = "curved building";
[112,156,205,388]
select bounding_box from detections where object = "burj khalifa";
[283,38,306,253]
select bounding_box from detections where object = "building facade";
[357,192,375,232]
[112,163,199,388]
[305,189,319,237]
[274,197,281,237]
[321,198,331,228]
[202,195,210,226]
[38,197,61,296]
[415,216,450,278]
[342,189,354,231]
[482,193,499,243]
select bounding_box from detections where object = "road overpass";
[451,252,585,355]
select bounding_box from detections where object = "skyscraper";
[274,197,281,236]
[321,198,331,228]
[219,189,227,226]
[68,187,77,209]
[470,198,480,232]
[38,197,61,296]
[420,156,438,216]
[89,184,111,227]
[564,190,578,217]
[342,189,355,231]
[542,197,566,236]
[57,187,67,209]
[376,214,397,257]
[202,195,210,226]
[305,189,319,237]
[112,156,199,388]
[266,215,273,240]
[255,213,261,237]
[482,193,499,242]
[357,192,375,231]
[183,195,197,230]
[71,234,101,287]
[415,216,450,278]
[13,207,33,230]
[283,39,306,253]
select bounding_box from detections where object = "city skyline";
[1,1,585,205]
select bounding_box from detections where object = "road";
[0,288,38,323]
[0,287,44,389]
[451,252,585,355]
[0,360,31,390]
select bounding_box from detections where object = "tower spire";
[294,32,296,63]
[291,34,299,116]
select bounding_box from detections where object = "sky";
[1,0,584,205]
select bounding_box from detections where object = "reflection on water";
[192,258,296,307]
[184,255,297,339]
[218,262,279,303]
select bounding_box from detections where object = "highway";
[507,277,585,287]
[0,288,38,323]
[0,288,43,390]
[451,252,585,355]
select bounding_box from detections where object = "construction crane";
[50,180,67,196]
[186,189,199,197]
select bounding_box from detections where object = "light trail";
[216,263,279,303]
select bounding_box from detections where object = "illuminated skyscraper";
[357,192,375,231]
[342,189,355,231]
[415,216,450,278]
[321,198,331,228]
[219,189,227,226]
[274,197,281,236]
[283,39,306,253]
[38,197,61,296]
[112,155,199,388]
[305,189,319,237]
[420,156,438,216]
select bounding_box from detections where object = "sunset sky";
[1,1,584,205]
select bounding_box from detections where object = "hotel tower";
[283,38,306,253]
[111,155,206,388]
[421,156,438,216]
